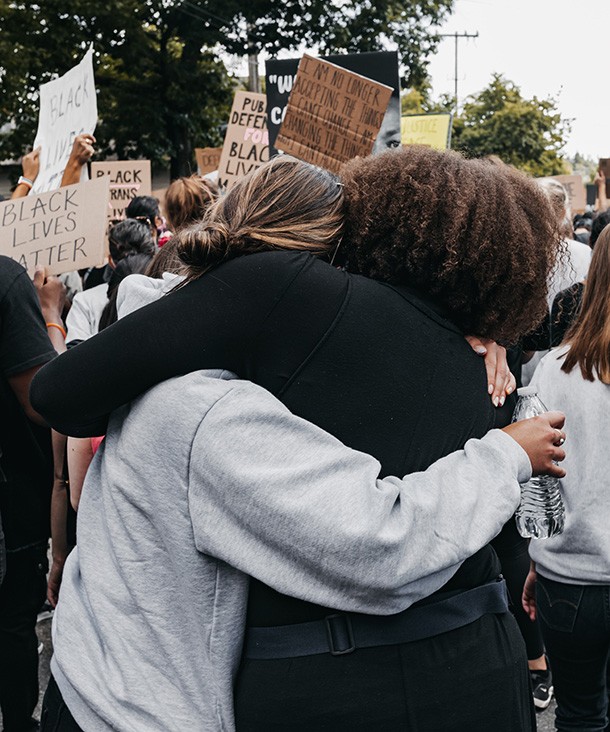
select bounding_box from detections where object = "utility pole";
[246,22,261,93]
[439,31,478,112]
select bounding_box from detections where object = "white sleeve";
[65,291,96,342]
[187,382,530,614]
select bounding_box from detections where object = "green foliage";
[0,0,455,176]
[451,74,570,177]
[569,152,598,183]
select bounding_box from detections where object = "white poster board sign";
[0,177,110,276]
[32,47,98,194]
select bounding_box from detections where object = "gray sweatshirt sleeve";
[187,382,530,615]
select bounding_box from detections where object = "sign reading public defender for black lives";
[0,177,110,276]
[275,55,393,175]
[217,91,269,190]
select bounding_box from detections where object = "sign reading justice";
[275,54,393,174]
[0,177,110,276]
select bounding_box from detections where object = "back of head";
[177,156,344,280]
[562,223,610,382]
[125,195,160,222]
[537,178,572,238]
[109,219,156,263]
[590,210,610,249]
[165,176,219,232]
[98,252,154,331]
[340,146,561,343]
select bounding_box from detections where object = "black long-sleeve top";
[32,251,501,625]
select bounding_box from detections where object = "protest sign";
[401,114,453,150]
[91,160,152,221]
[0,177,110,276]
[599,158,610,198]
[217,92,269,190]
[275,54,393,174]
[195,147,222,176]
[32,47,97,194]
[266,51,400,156]
[550,174,586,213]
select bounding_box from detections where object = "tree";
[450,74,570,177]
[1,0,455,177]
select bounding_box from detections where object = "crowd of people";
[1,130,610,732]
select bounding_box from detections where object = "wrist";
[17,176,33,190]
[42,307,64,323]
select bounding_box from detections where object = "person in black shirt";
[0,257,65,732]
[32,149,561,730]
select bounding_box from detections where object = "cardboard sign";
[217,92,269,190]
[599,158,610,198]
[275,55,393,174]
[195,147,222,176]
[266,51,401,156]
[0,177,110,276]
[550,174,586,213]
[32,47,98,194]
[91,160,152,221]
[401,114,453,150]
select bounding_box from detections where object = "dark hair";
[177,156,344,281]
[562,224,610,382]
[165,176,219,232]
[125,195,160,222]
[340,146,562,344]
[108,219,156,263]
[98,253,154,331]
[590,210,610,249]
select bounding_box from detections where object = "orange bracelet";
[46,322,67,339]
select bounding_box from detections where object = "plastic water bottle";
[511,386,565,539]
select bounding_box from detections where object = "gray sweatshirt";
[52,369,530,731]
[530,345,610,585]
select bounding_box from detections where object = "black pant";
[234,611,535,731]
[537,575,610,731]
[0,543,48,732]
[40,677,83,732]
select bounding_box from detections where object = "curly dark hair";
[340,146,562,343]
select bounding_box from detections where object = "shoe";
[530,668,554,710]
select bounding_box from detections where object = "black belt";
[243,577,508,659]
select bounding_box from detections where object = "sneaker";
[530,668,554,710]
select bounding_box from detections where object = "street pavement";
[26,613,556,730]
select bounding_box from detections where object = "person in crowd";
[594,168,608,212]
[164,175,219,233]
[59,135,95,187]
[10,147,41,199]
[33,148,563,731]
[523,222,610,732]
[0,259,65,732]
[125,195,164,244]
[65,219,156,345]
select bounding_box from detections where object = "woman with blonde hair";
[523,222,610,732]
[34,149,563,731]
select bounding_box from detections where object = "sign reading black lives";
[266,51,400,156]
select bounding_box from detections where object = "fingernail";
[488,384,494,395]
[493,396,500,407]
[499,396,505,407]
[474,346,486,355]
[506,385,513,394]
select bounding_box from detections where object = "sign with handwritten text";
[91,160,152,221]
[549,174,586,213]
[0,177,110,276]
[275,54,393,174]
[195,147,222,176]
[217,92,269,190]
[32,47,97,194]
[400,114,453,150]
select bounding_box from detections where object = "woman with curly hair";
[32,148,562,731]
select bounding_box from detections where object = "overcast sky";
[427,0,609,159]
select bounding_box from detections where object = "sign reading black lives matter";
[275,55,393,174]
[266,51,400,156]
[0,177,110,276]
[217,92,269,190]
[91,161,152,221]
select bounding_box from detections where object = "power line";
[438,31,478,112]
